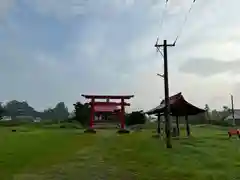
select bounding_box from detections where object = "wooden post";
[106,98,110,121]
[117,110,121,128]
[176,116,180,136]
[185,115,190,136]
[157,113,161,135]
[90,98,95,129]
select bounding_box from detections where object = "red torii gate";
[81,94,134,132]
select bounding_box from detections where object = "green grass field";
[0,125,239,180]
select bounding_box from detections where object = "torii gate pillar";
[120,98,125,129]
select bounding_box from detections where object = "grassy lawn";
[0,125,239,180]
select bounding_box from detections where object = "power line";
[155,1,169,79]
[173,0,197,45]
[157,0,169,40]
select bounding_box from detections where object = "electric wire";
[157,0,169,40]
[156,0,169,59]
[173,0,197,45]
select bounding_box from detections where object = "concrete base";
[84,128,96,134]
[117,129,130,134]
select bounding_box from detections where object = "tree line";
[0,100,69,121]
[180,104,232,125]
[1,100,230,126]
[0,100,146,126]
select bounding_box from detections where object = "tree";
[204,104,211,124]
[205,104,210,112]
[2,100,70,121]
[52,102,69,121]
[0,103,4,120]
[73,102,90,126]
[40,102,69,121]
[125,110,146,126]
[211,109,220,120]
[220,106,231,121]
[223,106,230,112]
[4,100,37,118]
[42,108,54,120]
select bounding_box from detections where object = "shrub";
[211,120,233,127]
[0,120,26,127]
[125,110,146,126]
[73,102,90,126]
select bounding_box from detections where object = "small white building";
[33,117,42,123]
[1,116,12,121]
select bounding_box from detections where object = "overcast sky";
[0,0,240,112]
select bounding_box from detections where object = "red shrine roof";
[146,92,205,116]
[94,105,119,112]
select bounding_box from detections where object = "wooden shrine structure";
[146,92,205,136]
[81,94,134,133]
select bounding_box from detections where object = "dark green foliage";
[73,102,90,126]
[210,106,231,121]
[40,122,82,129]
[60,125,66,128]
[3,100,36,117]
[186,113,208,125]
[0,120,28,127]
[0,103,4,120]
[210,120,233,127]
[1,100,69,121]
[125,110,146,126]
[219,106,231,120]
[175,104,231,125]
[42,102,69,121]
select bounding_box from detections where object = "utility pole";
[156,74,163,137]
[155,40,175,148]
[231,94,235,126]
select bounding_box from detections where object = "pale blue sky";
[1,0,240,111]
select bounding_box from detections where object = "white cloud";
[1,0,240,112]
[0,0,15,19]
[128,67,238,111]
[23,0,88,20]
